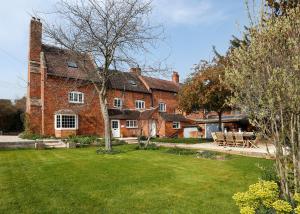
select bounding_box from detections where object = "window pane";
[56,115,61,128]
[62,115,76,128]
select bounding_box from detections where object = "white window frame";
[135,100,145,110]
[69,91,84,104]
[172,121,180,129]
[55,114,78,130]
[113,98,122,108]
[126,120,138,128]
[159,102,166,112]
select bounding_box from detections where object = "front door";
[150,120,156,137]
[111,120,120,138]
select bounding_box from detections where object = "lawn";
[0,145,271,214]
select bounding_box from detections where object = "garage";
[205,123,220,139]
[183,126,199,138]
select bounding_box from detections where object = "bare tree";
[40,0,164,151]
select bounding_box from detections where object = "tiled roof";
[42,45,93,80]
[141,76,180,93]
[108,108,157,120]
[108,71,149,93]
[159,113,189,122]
[108,109,141,120]
[42,44,179,93]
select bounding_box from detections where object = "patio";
[155,142,275,158]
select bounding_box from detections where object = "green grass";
[151,137,211,144]
[0,145,272,214]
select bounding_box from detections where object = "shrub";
[67,135,98,146]
[96,138,126,146]
[196,150,230,160]
[165,147,196,156]
[272,200,292,214]
[233,181,299,214]
[19,131,46,140]
[258,164,279,183]
[135,143,159,150]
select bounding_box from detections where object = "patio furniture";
[211,132,217,143]
[234,133,245,147]
[247,137,259,148]
[215,132,226,146]
[225,132,235,147]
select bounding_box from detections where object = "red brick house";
[26,18,190,138]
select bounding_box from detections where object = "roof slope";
[141,76,179,93]
[108,71,149,93]
[42,44,179,93]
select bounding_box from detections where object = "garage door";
[184,127,198,138]
[205,123,220,139]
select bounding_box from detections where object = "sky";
[0,0,249,100]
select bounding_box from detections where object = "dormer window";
[129,80,137,86]
[69,91,84,104]
[67,61,78,68]
[159,103,166,112]
[135,100,145,110]
[114,98,122,108]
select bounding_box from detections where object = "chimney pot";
[130,67,141,76]
[172,71,179,84]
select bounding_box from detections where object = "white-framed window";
[159,102,166,112]
[69,91,84,104]
[113,98,122,108]
[135,100,145,109]
[55,114,78,130]
[172,121,180,129]
[126,120,138,128]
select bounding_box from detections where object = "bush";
[258,164,279,183]
[96,138,126,146]
[151,138,208,144]
[135,143,159,150]
[196,150,231,160]
[19,131,46,140]
[165,147,197,156]
[233,180,299,214]
[67,135,98,146]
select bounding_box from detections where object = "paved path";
[0,135,35,143]
[155,142,275,158]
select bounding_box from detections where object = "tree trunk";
[218,111,223,131]
[99,94,112,151]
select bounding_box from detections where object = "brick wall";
[42,76,104,136]
[107,89,152,109]
[151,90,178,113]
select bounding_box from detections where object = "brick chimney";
[130,67,141,76]
[29,17,42,62]
[172,71,179,84]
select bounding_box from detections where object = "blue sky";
[0,0,249,99]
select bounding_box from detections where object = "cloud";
[152,0,226,26]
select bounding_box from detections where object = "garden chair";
[215,132,226,146]
[234,133,245,147]
[211,132,217,143]
[225,132,235,147]
[247,136,259,148]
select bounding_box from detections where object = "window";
[69,91,84,104]
[114,98,122,108]
[67,61,78,68]
[55,114,78,130]
[135,100,145,109]
[128,80,137,86]
[126,120,138,128]
[172,122,180,129]
[159,103,166,112]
